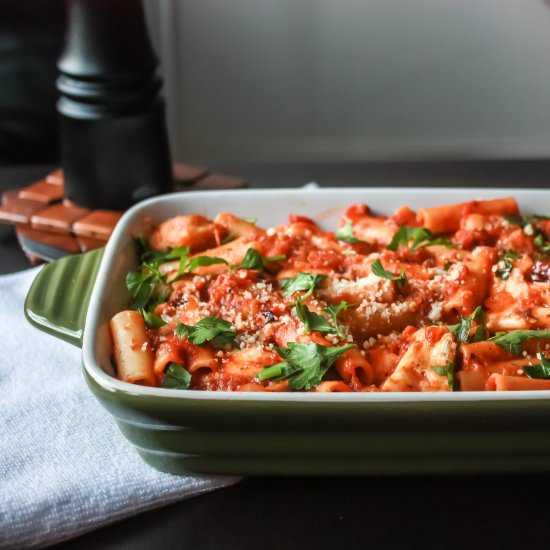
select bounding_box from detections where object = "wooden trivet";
[0,164,246,264]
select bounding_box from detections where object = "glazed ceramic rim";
[83,187,550,403]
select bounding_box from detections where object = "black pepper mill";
[57,0,172,210]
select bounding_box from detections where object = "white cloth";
[0,268,239,549]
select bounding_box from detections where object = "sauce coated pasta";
[110,197,550,392]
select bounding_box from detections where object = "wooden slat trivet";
[1,163,247,264]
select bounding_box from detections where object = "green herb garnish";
[525,353,550,379]
[126,261,166,309]
[295,299,336,335]
[280,272,326,299]
[257,342,356,390]
[233,248,286,271]
[140,308,166,329]
[490,329,550,356]
[371,259,407,289]
[495,250,519,280]
[446,306,487,343]
[535,234,550,255]
[503,214,528,227]
[324,301,349,338]
[387,227,455,251]
[161,363,191,389]
[179,255,228,277]
[431,360,455,390]
[141,244,191,267]
[176,317,236,349]
[335,221,366,244]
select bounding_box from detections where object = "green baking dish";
[24,188,550,476]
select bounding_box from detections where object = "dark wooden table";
[3,161,550,550]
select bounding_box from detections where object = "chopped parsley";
[446,306,487,344]
[176,317,236,349]
[503,213,550,227]
[371,259,407,289]
[234,248,286,271]
[295,299,337,335]
[495,250,519,280]
[178,255,227,277]
[534,234,550,255]
[431,360,455,390]
[503,214,529,228]
[387,227,455,251]
[324,301,349,338]
[335,221,366,244]
[257,342,356,390]
[525,353,550,379]
[280,272,326,299]
[504,215,550,255]
[161,363,191,389]
[140,308,166,329]
[128,238,228,307]
[490,329,550,355]
[126,261,166,309]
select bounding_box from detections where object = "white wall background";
[144,0,550,163]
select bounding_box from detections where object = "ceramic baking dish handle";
[24,248,104,347]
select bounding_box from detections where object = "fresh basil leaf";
[140,307,166,328]
[525,353,550,379]
[295,299,336,334]
[335,221,365,244]
[176,317,236,348]
[490,329,550,355]
[371,259,407,289]
[431,360,455,390]
[387,227,455,251]
[280,272,326,299]
[161,363,191,389]
[258,342,355,390]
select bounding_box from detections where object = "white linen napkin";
[0,267,240,549]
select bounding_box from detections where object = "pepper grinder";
[57,0,172,210]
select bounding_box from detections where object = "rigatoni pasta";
[110,198,550,392]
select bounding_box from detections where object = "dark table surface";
[3,160,550,550]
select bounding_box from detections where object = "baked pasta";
[110,197,550,392]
